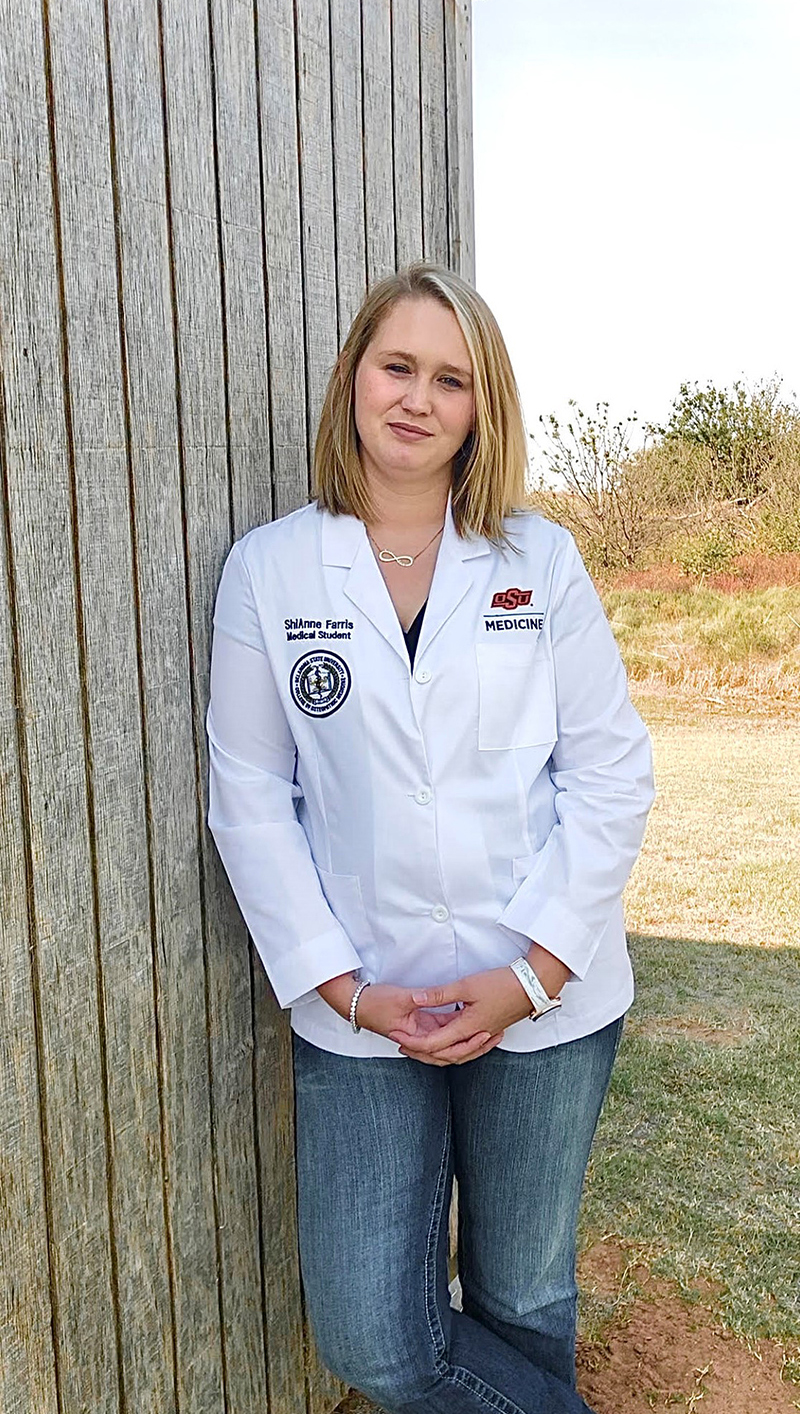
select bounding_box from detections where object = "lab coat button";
[415,668,431,683]
[431,905,450,923]
[414,787,432,805]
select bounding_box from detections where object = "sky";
[472,0,800,447]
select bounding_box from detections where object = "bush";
[660,377,799,502]
[752,505,800,555]
[532,379,800,573]
[673,528,737,578]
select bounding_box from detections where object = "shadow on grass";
[581,931,800,1348]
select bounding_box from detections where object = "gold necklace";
[367,525,444,567]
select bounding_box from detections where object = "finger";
[397,1015,479,1053]
[411,984,462,1008]
[398,1048,450,1066]
[420,1031,492,1060]
[437,1031,505,1064]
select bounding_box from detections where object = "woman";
[207,263,654,1413]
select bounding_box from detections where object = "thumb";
[412,983,460,1007]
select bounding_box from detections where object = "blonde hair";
[312,263,528,542]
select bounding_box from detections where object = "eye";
[440,375,464,389]
[386,362,410,374]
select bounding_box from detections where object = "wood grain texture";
[162,2,273,1411]
[295,0,340,457]
[361,0,396,285]
[104,0,224,1406]
[0,187,58,1414]
[257,0,310,515]
[0,1,121,1408]
[0,1,471,1409]
[444,0,474,279]
[211,0,272,538]
[391,0,424,267]
[419,0,449,264]
[45,0,176,1407]
[329,0,367,337]
[253,990,316,1414]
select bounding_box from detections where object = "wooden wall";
[0,1,473,1411]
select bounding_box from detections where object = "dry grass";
[625,696,800,950]
[602,583,800,705]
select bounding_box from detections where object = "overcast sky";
[472,0,800,444]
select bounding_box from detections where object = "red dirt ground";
[602,551,800,594]
[577,1241,798,1413]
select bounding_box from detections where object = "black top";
[403,600,427,669]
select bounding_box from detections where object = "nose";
[400,375,432,416]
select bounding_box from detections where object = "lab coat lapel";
[416,500,491,660]
[321,510,408,663]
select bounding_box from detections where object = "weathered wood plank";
[0,316,58,1414]
[329,0,367,336]
[104,0,224,1406]
[295,0,340,457]
[257,0,309,515]
[391,0,424,266]
[361,0,396,285]
[162,2,273,1411]
[0,3,121,1410]
[211,0,272,537]
[419,0,449,264]
[444,0,475,280]
[0,2,471,1411]
[252,994,337,1414]
[45,0,176,1407]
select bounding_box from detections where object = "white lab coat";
[207,499,655,1056]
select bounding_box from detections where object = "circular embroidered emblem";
[290,651,352,718]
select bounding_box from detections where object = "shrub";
[752,505,800,555]
[674,528,737,578]
[659,377,799,502]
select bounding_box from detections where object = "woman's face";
[353,297,475,491]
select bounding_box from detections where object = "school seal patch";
[290,651,352,717]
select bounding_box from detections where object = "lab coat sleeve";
[497,530,655,978]
[206,540,364,1008]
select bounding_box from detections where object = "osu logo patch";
[491,587,533,611]
[290,651,351,717]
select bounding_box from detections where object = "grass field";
[579,694,800,1384]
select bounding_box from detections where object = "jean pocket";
[476,641,557,750]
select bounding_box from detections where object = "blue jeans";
[292,1016,623,1414]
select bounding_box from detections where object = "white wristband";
[508,956,562,1021]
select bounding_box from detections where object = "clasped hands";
[322,948,570,1066]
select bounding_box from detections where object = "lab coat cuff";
[498,893,597,981]
[263,926,364,1010]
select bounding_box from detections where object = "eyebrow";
[378,348,473,380]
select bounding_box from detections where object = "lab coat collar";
[319,494,491,664]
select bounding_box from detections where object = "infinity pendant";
[378,549,414,566]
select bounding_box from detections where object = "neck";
[364,469,451,536]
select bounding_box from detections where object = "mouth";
[388,422,434,440]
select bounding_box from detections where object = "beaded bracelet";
[349,979,371,1033]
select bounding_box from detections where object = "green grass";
[579,702,800,1374]
[580,935,800,1351]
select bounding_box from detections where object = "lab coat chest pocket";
[316,866,372,948]
[476,639,556,750]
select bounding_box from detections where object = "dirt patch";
[578,1241,798,1414]
[629,1014,753,1045]
[602,553,800,594]
[335,1245,799,1414]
